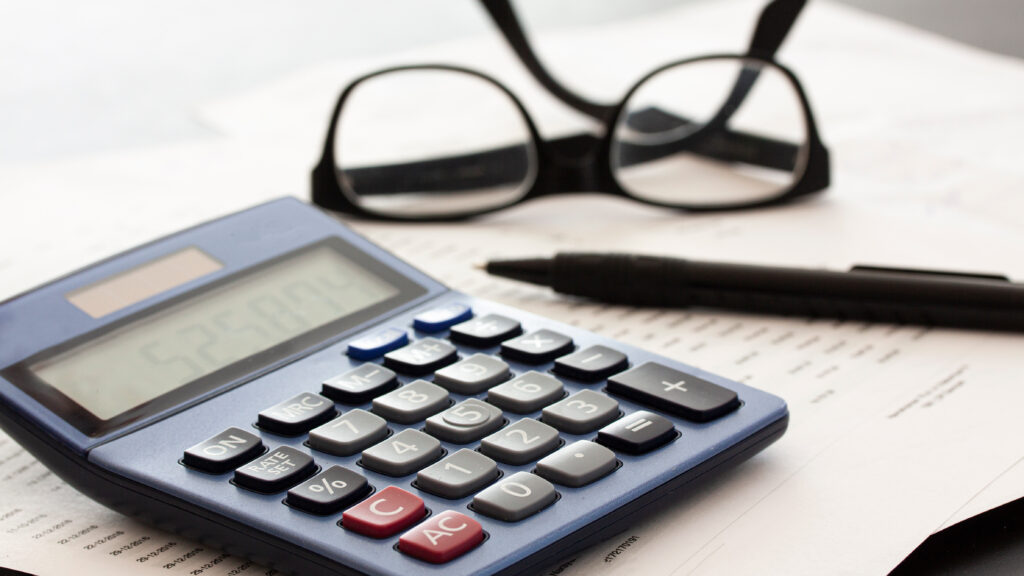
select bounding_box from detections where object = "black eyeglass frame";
[312,0,830,221]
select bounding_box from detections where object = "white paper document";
[3,1,1024,574]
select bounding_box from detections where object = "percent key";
[286,466,370,515]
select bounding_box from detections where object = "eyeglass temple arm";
[479,0,613,121]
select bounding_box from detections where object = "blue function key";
[347,328,409,361]
[413,303,473,333]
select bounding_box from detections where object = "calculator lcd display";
[29,244,402,422]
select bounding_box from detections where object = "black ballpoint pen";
[483,253,1024,332]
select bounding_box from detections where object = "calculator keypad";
[257,392,336,436]
[178,302,749,568]
[541,389,620,434]
[308,410,389,456]
[233,446,316,493]
[372,380,450,424]
[322,364,398,404]
[433,353,511,395]
[425,399,505,444]
[472,471,558,522]
[286,465,370,515]
[361,429,443,477]
[416,449,500,499]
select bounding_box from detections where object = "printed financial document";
[4,0,1024,574]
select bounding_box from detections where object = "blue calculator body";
[0,198,787,576]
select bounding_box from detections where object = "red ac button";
[398,510,484,564]
[342,486,425,538]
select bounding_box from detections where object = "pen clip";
[850,265,1010,283]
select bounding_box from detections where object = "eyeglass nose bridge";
[536,133,610,195]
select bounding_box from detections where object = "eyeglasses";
[311,0,830,221]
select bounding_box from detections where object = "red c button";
[342,486,425,538]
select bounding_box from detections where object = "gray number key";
[542,389,620,434]
[479,418,560,465]
[372,380,450,424]
[361,429,443,477]
[536,440,618,487]
[308,409,389,456]
[487,371,564,414]
[433,353,511,395]
[416,449,499,499]
[472,471,557,522]
[425,399,504,444]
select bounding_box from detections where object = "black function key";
[258,392,336,436]
[322,364,398,403]
[384,338,458,375]
[183,427,264,474]
[233,446,316,493]
[449,314,522,347]
[597,411,676,454]
[286,465,370,515]
[553,345,628,382]
[607,362,740,423]
[500,330,574,364]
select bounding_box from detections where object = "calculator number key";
[607,362,740,422]
[479,418,560,465]
[597,410,677,454]
[399,510,484,564]
[233,446,315,493]
[384,338,458,375]
[342,486,425,538]
[472,472,557,522]
[416,449,499,499]
[360,429,443,476]
[449,314,522,347]
[500,330,574,364]
[308,409,389,456]
[322,364,398,404]
[541,389,620,434]
[536,440,618,487]
[182,427,263,474]
[286,465,370,515]
[425,399,505,444]
[486,371,564,414]
[257,392,336,436]
[433,353,511,395]
[372,380,450,424]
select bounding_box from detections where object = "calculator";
[0,198,787,576]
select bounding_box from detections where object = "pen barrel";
[552,254,1024,331]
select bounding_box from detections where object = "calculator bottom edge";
[1,402,787,576]
[500,411,790,576]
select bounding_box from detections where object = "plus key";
[607,362,740,422]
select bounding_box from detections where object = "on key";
[182,427,264,474]
[258,392,336,436]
